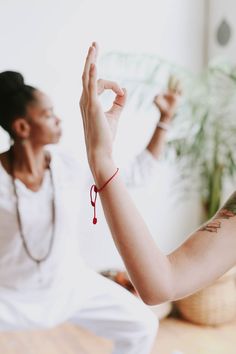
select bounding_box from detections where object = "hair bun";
[0,71,25,97]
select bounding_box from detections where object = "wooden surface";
[0,317,235,354]
[0,323,112,354]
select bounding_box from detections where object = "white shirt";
[0,149,158,329]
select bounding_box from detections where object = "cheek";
[40,121,62,143]
[29,122,51,141]
[30,118,61,143]
[43,120,54,132]
[32,124,47,135]
[46,118,60,131]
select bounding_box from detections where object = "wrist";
[159,113,173,123]
[156,121,170,132]
[90,156,117,187]
[89,159,119,225]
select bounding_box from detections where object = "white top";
[0,149,158,329]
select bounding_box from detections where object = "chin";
[52,137,61,144]
[52,131,62,144]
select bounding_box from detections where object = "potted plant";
[169,61,236,325]
[169,61,236,220]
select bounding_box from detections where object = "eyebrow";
[42,106,54,112]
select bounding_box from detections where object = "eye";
[45,110,55,119]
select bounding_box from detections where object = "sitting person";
[80,42,236,306]
[0,66,179,353]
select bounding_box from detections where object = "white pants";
[70,272,158,354]
[0,271,158,354]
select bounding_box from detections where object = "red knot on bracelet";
[90,168,119,225]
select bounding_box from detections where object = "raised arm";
[147,76,181,159]
[121,80,181,187]
[80,43,236,306]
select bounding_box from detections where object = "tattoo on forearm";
[200,192,236,233]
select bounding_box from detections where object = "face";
[20,90,62,146]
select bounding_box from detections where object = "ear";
[11,118,31,139]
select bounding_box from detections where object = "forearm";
[91,157,174,304]
[146,125,167,159]
[168,228,236,300]
[146,114,170,159]
[90,157,236,304]
[168,193,236,299]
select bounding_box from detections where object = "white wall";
[0,0,206,270]
[208,0,236,61]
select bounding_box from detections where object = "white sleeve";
[54,148,158,189]
[120,149,159,188]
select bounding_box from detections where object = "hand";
[154,75,182,123]
[97,78,126,140]
[80,42,127,167]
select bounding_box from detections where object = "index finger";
[88,63,98,103]
[97,79,124,96]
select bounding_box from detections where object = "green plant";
[170,61,236,219]
[101,53,236,220]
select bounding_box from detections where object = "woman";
[80,42,236,306]
[0,67,180,353]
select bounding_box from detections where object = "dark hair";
[0,71,36,135]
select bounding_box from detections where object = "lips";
[56,128,62,137]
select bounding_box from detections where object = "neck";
[10,141,47,176]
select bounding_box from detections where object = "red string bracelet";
[90,168,119,225]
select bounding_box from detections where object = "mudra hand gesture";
[80,42,127,168]
[154,75,182,123]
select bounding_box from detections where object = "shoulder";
[0,151,12,194]
[0,150,11,178]
[0,151,9,170]
[47,147,87,184]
